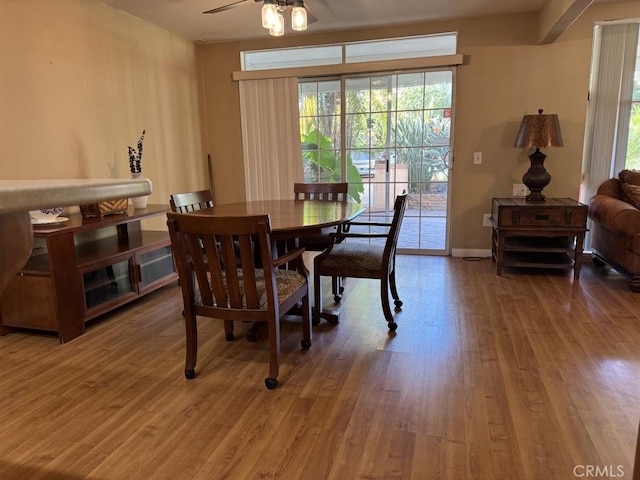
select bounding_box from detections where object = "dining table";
[0,178,152,300]
[195,199,365,241]
[193,198,366,337]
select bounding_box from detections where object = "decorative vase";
[130,173,150,209]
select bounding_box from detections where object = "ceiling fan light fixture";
[269,12,285,36]
[261,0,278,29]
[291,0,307,31]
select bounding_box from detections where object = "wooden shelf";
[501,236,573,252]
[491,197,587,279]
[0,204,178,342]
[74,231,170,269]
[502,251,575,269]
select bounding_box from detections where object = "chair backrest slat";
[204,235,227,307]
[294,183,348,202]
[167,212,274,316]
[170,189,214,213]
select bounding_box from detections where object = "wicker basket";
[80,198,128,218]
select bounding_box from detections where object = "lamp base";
[522,148,551,202]
[525,191,547,202]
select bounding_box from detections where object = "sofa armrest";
[596,178,624,198]
[588,194,640,236]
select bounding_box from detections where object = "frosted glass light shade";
[291,3,307,31]
[261,1,277,29]
[269,13,284,36]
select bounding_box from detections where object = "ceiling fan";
[203,0,318,36]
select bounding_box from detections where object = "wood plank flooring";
[1,255,640,479]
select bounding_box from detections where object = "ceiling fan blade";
[203,0,252,14]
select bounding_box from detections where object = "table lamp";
[514,109,564,202]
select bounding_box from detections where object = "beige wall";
[3,0,640,249]
[0,0,209,230]
[201,1,640,252]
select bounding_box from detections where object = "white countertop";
[0,178,152,215]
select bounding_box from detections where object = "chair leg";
[332,276,342,304]
[331,276,346,303]
[389,269,403,309]
[301,292,312,350]
[184,313,198,379]
[380,276,397,332]
[265,318,281,390]
[313,266,323,325]
[224,320,234,341]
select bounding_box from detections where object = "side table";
[490,197,588,279]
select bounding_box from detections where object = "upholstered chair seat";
[316,243,385,274]
[194,269,307,309]
[314,193,408,331]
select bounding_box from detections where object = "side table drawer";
[494,206,567,226]
[517,208,565,226]
[493,204,587,227]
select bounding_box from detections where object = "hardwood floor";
[1,255,640,479]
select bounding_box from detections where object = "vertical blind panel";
[239,77,303,201]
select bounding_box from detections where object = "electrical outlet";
[483,213,492,227]
[473,152,482,164]
[513,183,528,197]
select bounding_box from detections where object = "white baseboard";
[451,248,492,258]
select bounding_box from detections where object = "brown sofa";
[588,170,640,291]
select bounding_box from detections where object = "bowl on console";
[29,207,64,223]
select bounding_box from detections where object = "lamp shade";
[514,109,564,149]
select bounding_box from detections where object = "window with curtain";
[627,47,640,169]
[581,21,640,201]
[581,20,640,250]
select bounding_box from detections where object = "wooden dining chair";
[170,189,215,311]
[294,182,349,302]
[167,211,312,389]
[313,192,408,331]
[294,182,349,202]
[169,189,214,213]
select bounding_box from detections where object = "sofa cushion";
[622,182,640,209]
[619,169,640,185]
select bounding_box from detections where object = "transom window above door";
[240,33,457,71]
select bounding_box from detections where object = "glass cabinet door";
[136,246,175,292]
[82,258,134,311]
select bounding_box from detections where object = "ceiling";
[97,0,620,44]
[95,0,561,43]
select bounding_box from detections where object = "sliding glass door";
[299,69,455,254]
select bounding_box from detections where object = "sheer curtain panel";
[238,77,303,201]
[582,22,639,205]
[581,21,639,249]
